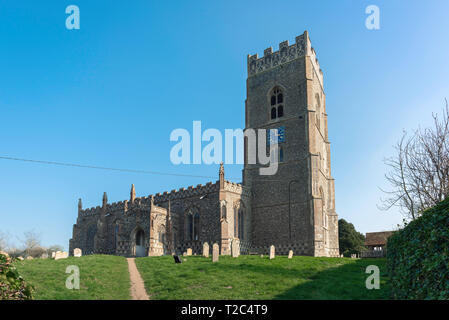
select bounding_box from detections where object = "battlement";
[78,179,246,216]
[223,180,243,194]
[247,30,323,86]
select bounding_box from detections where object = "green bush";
[387,198,449,299]
[0,253,34,300]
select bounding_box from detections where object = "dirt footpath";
[127,258,150,300]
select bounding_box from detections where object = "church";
[69,31,340,257]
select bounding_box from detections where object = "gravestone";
[51,252,56,258]
[260,254,264,258]
[26,256,33,260]
[351,254,356,259]
[74,248,82,257]
[173,255,182,264]
[231,240,240,258]
[54,251,68,260]
[41,253,49,259]
[183,252,187,256]
[212,243,219,263]
[269,245,275,259]
[186,248,192,256]
[17,256,24,261]
[202,242,209,258]
[288,250,293,259]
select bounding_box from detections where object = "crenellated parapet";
[79,206,102,217]
[78,180,231,215]
[247,30,323,86]
[147,181,221,203]
[223,180,243,194]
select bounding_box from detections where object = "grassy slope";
[135,255,390,300]
[15,255,130,300]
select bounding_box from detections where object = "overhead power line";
[0,155,225,179]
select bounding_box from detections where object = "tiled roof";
[365,231,395,246]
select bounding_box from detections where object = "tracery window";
[270,87,284,120]
[186,209,200,241]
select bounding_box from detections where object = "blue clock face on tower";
[267,126,285,145]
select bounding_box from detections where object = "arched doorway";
[135,229,146,257]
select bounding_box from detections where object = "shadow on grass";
[136,256,391,300]
[205,257,391,300]
[272,258,391,300]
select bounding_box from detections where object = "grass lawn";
[15,255,131,300]
[135,255,391,300]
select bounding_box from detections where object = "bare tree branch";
[380,101,449,220]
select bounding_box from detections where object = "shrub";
[0,253,34,300]
[387,198,449,299]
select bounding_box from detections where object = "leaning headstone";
[186,248,192,256]
[26,256,33,260]
[202,242,209,258]
[212,243,219,263]
[17,256,24,261]
[288,250,293,259]
[173,255,182,264]
[51,252,56,259]
[269,245,275,259]
[74,248,82,257]
[231,240,240,258]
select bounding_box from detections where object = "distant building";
[362,231,395,257]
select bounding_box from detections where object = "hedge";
[0,253,34,300]
[387,198,449,299]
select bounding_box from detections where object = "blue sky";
[1,1,449,249]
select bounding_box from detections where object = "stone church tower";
[243,31,339,257]
[69,31,339,258]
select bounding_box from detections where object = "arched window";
[186,212,193,240]
[234,204,245,240]
[234,207,238,237]
[221,204,227,220]
[238,208,244,239]
[269,87,284,120]
[193,212,200,241]
[186,209,200,241]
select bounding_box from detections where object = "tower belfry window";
[269,87,284,120]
